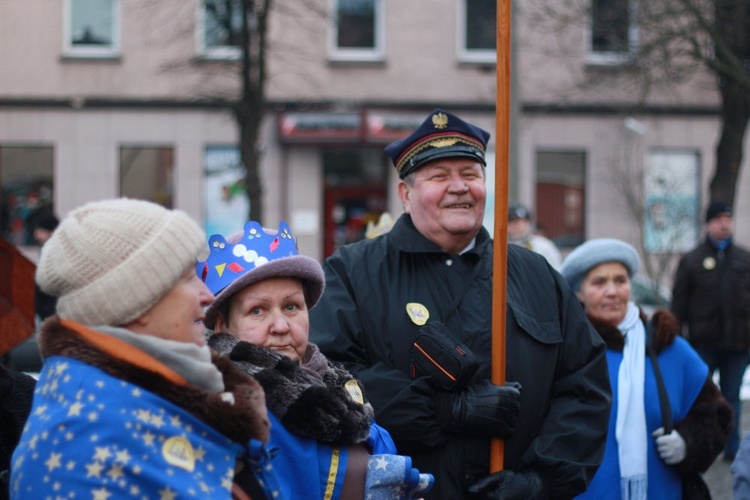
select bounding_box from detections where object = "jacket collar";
[389,214,491,256]
[706,236,732,251]
[208,333,374,445]
[39,316,270,444]
[586,308,679,354]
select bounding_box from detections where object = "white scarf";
[615,301,648,500]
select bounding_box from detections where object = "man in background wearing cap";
[672,200,750,461]
[507,203,562,270]
[309,109,611,498]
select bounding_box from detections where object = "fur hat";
[197,221,324,330]
[705,200,732,222]
[560,238,639,292]
[36,198,205,326]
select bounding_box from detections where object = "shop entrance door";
[535,150,586,251]
[323,186,387,258]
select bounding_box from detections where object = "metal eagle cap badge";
[406,302,430,326]
[432,112,448,129]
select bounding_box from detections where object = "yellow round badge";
[344,380,364,405]
[406,303,430,326]
[162,436,195,472]
[703,256,716,270]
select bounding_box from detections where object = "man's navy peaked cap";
[384,109,491,178]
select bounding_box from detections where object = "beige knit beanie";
[36,198,206,326]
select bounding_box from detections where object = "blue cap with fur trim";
[384,109,490,178]
[560,238,640,292]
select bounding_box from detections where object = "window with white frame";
[199,0,244,59]
[587,0,638,65]
[457,0,496,63]
[328,0,384,62]
[64,0,120,58]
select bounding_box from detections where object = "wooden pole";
[490,0,512,473]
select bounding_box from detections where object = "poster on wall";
[203,146,249,237]
[643,150,700,253]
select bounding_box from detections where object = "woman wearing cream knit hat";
[11,198,282,499]
[561,238,731,500]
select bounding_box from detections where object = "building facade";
[1,0,747,291]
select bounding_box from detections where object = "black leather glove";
[438,380,521,438]
[468,470,548,499]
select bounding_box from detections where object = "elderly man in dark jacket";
[309,109,611,499]
[672,200,750,460]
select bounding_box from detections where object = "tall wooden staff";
[491,0,512,473]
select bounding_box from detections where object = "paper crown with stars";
[196,220,325,329]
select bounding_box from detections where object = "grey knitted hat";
[36,198,205,326]
[560,238,639,292]
[198,221,325,330]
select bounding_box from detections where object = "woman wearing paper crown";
[11,198,281,500]
[197,220,434,500]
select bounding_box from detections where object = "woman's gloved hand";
[467,470,547,499]
[653,427,687,464]
[365,454,434,499]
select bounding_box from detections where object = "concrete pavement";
[704,399,749,499]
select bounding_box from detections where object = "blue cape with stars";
[11,356,281,499]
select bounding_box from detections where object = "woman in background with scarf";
[561,238,732,499]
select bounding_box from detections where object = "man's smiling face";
[398,157,486,254]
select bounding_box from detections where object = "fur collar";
[587,308,680,354]
[38,317,269,445]
[208,333,374,446]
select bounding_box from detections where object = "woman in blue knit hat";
[561,238,731,500]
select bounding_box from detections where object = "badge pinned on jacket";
[344,380,365,404]
[406,303,429,326]
[703,256,716,270]
[162,436,196,472]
